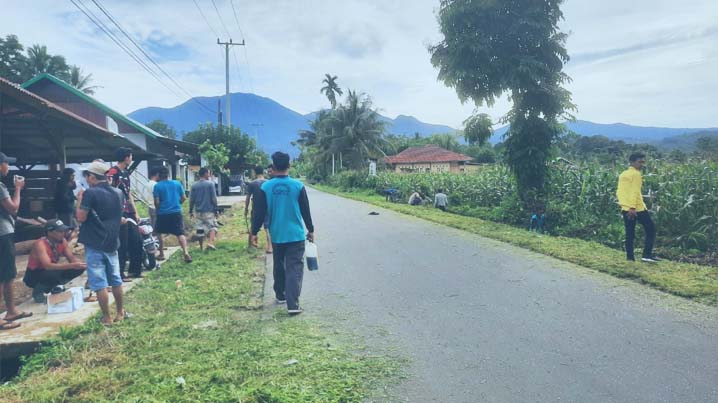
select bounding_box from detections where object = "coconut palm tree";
[69,65,100,95]
[320,74,343,109]
[23,44,70,81]
[326,90,387,169]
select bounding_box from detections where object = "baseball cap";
[0,152,17,165]
[46,219,70,232]
[83,160,110,176]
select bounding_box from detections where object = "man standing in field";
[616,152,658,263]
[107,147,142,280]
[190,167,219,251]
[434,189,448,211]
[251,152,314,315]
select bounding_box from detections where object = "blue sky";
[2,0,718,129]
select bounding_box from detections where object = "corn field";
[329,160,718,263]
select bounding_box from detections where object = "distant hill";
[129,93,457,155]
[491,120,716,146]
[129,95,717,153]
[654,130,718,151]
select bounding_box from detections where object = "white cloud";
[2,0,717,129]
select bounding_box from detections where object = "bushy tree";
[146,119,177,139]
[430,0,575,205]
[0,35,27,83]
[462,113,493,145]
[184,123,267,173]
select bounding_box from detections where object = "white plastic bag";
[305,241,319,271]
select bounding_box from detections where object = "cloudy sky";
[2,0,718,129]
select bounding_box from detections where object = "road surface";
[292,188,718,402]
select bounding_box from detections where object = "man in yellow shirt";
[616,152,658,262]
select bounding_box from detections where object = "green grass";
[314,184,718,307]
[1,208,400,403]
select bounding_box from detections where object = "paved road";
[294,188,718,402]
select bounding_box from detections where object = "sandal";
[184,255,193,263]
[0,321,21,330]
[4,311,33,322]
[98,318,113,327]
[157,255,166,261]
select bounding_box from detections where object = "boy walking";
[153,167,192,263]
[190,167,219,251]
[251,152,314,315]
[616,152,658,263]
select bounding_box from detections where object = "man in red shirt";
[23,220,86,303]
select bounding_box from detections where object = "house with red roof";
[384,145,474,174]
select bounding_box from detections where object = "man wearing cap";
[0,152,32,329]
[107,147,143,280]
[76,161,127,326]
[23,220,86,303]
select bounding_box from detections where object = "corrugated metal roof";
[384,145,472,164]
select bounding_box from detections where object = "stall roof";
[0,77,153,164]
[22,74,198,155]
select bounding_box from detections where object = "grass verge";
[314,184,718,307]
[1,207,400,402]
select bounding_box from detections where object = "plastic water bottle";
[306,241,319,271]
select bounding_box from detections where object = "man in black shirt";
[77,161,126,326]
[245,166,272,253]
[107,147,142,279]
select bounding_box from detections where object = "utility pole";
[217,38,245,131]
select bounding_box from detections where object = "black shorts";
[0,234,17,283]
[155,213,184,236]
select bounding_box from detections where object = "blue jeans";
[86,247,122,291]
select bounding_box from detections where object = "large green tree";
[184,123,267,173]
[430,0,575,204]
[297,91,387,176]
[146,119,177,139]
[462,113,493,145]
[23,44,71,82]
[0,35,27,83]
[320,74,343,109]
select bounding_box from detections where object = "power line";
[227,0,256,95]
[192,0,220,40]
[69,0,184,101]
[89,0,215,117]
[229,0,246,40]
[210,0,233,38]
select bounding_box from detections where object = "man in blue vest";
[251,152,314,315]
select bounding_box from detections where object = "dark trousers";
[119,221,143,276]
[26,269,84,291]
[623,210,656,260]
[272,241,305,310]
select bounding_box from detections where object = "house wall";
[394,162,463,174]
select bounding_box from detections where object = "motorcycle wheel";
[143,252,157,270]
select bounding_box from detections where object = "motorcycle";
[126,218,159,270]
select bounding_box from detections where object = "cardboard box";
[47,287,85,314]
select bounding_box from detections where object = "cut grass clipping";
[1,209,399,402]
[314,185,718,307]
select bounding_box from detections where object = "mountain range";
[128,92,717,153]
[128,92,455,154]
